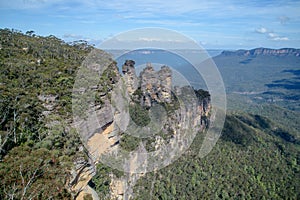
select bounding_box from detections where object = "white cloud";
[267,32,289,41]
[137,37,185,43]
[99,0,221,16]
[1,0,298,48]
[138,37,162,42]
[268,32,277,38]
[255,27,289,42]
[271,37,289,41]
[134,19,205,27]
[255,27,268,34]
[62,33,103,44]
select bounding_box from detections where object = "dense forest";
[0,28,92,199]
[0,29,299,199]
[132,113,299,199]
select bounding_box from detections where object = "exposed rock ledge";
[221,47,300,57]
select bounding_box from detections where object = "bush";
[129,103,150,127]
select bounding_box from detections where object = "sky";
[0,0,300,49]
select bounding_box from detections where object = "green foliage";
[194,88,210,100]
[120,134,141,152]
[0,146,70,199]
[98,62,118,94]
[133,113,300,199]
[211,52,300,199]
[159,92,180,114]
[0,29,92,198]
[0,28,92,156]
[221,115,256,147]
[129,103,151,127]
[90,163,113,200]
[132,87,143,98]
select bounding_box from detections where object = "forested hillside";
[132,113,299,199]
[0,28,92,199]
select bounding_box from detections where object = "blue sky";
[0,0,300,49]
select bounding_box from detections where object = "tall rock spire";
[122,60,139,95]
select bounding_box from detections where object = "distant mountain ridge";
[221,47,300,57]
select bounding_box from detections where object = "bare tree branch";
[13,109,17,144]
[19,165,25,188]
[21,168,39,200]
[20,161,44,200]
[0,129,12,155]
[3,182,17,200]
[0,109,9,125]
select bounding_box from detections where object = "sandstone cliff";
[222,48,300,57]
[71,59,211,200]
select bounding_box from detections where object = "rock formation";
[71,59,211,200]
[122,61,172,107]
[222,48,300,57]
[122,60,139,95]
[139,63,172,107]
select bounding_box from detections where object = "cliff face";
[139,63,172,107]
[70,55,121,199]
[71,59,211,200]
[222,48,300,57]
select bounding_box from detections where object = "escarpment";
[71,59,211,200]
[221,47,300,57]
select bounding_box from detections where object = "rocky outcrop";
[172,86,211,132]
[38,94,58,116]
[122,61,172,107]
[71,55,121,199]
[72,59,211,200]
[69,156,97,200]
[122,60,139,95]
[74,102,114,142]
[222,48,300,57]
[139,63,172,107]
